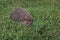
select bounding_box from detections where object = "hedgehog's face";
[21,17,32,26]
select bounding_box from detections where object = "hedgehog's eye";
[28,19,31,21]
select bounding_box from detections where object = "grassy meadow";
[0,0,60,40]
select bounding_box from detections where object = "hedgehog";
[10,8,32,26]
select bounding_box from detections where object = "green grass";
[0,0,60,40]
